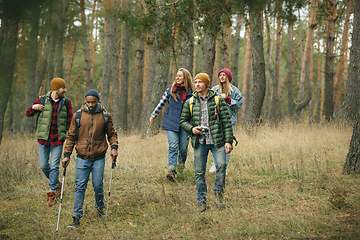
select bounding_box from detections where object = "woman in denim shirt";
[210,68,243,172]
[149,68,194,181]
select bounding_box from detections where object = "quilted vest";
[36,91,68,140]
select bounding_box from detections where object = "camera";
[199,126,209,133]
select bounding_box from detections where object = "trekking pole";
[105,160,116,223]
[56,168,66,232]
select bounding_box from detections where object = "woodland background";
[1,1,360,238]
[0,0,360,141]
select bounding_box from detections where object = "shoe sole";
[67,225,79,229]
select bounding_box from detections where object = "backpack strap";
[75,109,109,141]
[75,109,82,141]
[214,96,220,114]
[64,97,70,109]
[189,96,194,116]
[214,95,220,123]
[102,109,109,135]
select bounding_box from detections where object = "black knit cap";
[85,89,100,99]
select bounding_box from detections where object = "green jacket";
[36,91,68,140]
[180,90,233,149]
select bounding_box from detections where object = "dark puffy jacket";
[63,104,118,160]
[180,90,233,148]
[162,84,193,132]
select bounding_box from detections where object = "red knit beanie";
[218,68,232,83]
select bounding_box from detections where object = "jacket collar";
[81,103,105,113]
[193,89,216,99]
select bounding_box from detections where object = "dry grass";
[0,122,360,239]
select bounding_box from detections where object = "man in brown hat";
[180,73,233,212]
[26,77,73,207]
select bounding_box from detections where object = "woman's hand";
[149,117,155,127]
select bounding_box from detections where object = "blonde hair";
[170,68,194,101]
[218,74,233,96]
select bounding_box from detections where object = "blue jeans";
[194,143,227,203]
[166,129,189,170]
[73,157,105,218]
[38,143,63,191]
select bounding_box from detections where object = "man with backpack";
[26,78,73,207]
[180,73,233,212]
[62,89,118,229]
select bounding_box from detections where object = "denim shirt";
[211,84,243,125]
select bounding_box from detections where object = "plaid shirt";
[198,94,214,145]
[151,85,188,118]
[26,96,73,146]
[151,90,171,118]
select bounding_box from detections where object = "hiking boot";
[214,192,225,209]
[166,169,177,182]
[56,180,62,197]
[67,216,80,229]
[97,208,104,217]
[46,192,56,207]
[209,162,216,173]
[197,202,207,212]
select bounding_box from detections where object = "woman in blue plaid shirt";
[149,68,194,181]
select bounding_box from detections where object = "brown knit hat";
[51,78,66,90]
[194,73,210,87]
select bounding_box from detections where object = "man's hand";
[192,126,202,135]
[149,117,155,127]
[62,157,70,169]
[32,104,45,111]
[111,148,118,162]
[225,143,232,154]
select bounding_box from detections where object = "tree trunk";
[263,11,271,123]
[201,28,216,81]
[220,21,231,69]
[130,36,145,132]
[102,0,119,109]
[64,25,77,100]
[295,0,317,118]
[334,0,351,118]
[55,0,69,78]
[241,26,252,125]
[244,10,266,127]
[119,0,131,132]
[287,21,294,118]
[179,0,194,74]
[231,14,242,88]
[140,46,157,134]
[90,0,97,78]
[324,0,337,121]
[22,3,41,132]
[47,0,57,91]
[343,108,360,174]
[315,28,322,123]
[13,20,26,133]
[0,16,19,145]
[340,0,360,122]
[80,0,93,89]
[267,16,282,125]
[36,36,50,96]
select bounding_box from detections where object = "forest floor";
[0,122,359,239]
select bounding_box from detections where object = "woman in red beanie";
[210,68,243,173]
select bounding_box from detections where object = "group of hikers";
[26,67,243,229]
